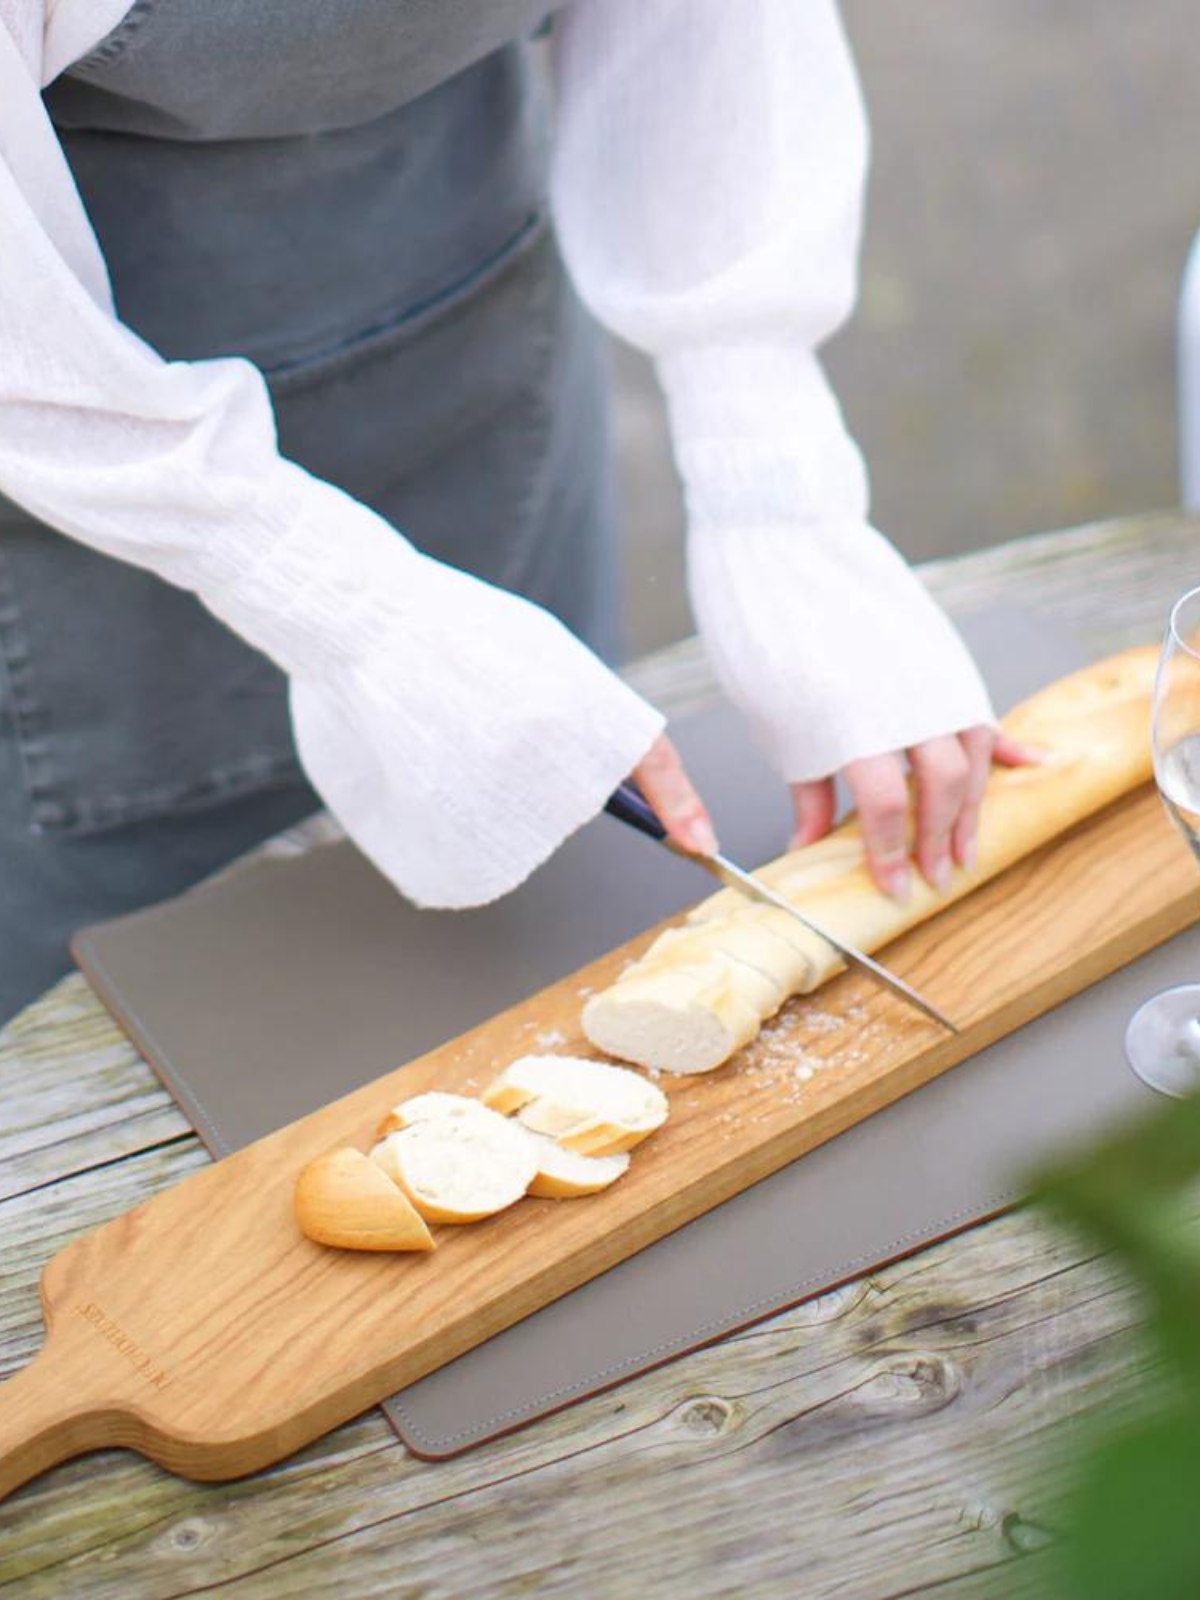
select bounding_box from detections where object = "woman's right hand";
[631,733,719,857]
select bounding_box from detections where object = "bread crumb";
[801,1008,846,1036]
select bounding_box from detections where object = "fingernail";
[963,837,978,873]
[686,818,719,856]
[885,866,911,902]
[934,857,952,892]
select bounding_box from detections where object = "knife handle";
[604,781,668,843]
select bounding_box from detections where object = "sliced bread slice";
[523,1128,631,1197]
[370,1114,538,1224]
[376,1089,513,1139]
[481,1054,669,1155]
[294,1147,435,1253]
[582,965,763,1077]
[627,921,806,999]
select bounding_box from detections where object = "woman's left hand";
[789,726,1046,901]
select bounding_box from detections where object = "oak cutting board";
[2,780,1197,1499]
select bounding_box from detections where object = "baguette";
[375,1089,516,1140]
[377,1085,638,1199]
[523,1130,631,1197]
[482,1054,670,1155]
[294,1147,435,1252]
[583,646,1189,1074]
[370,1114,539,1225]
[296,1065,655,1248]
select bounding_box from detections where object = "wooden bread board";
[2,782,1196,1500]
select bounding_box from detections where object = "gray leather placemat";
[72,606,1163,1458]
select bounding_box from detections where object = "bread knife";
[604,780,959,1034]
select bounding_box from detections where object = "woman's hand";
[631,733,719,856]
[631,723,1046,898]
[789,727,1046,899]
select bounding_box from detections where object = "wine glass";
[1125,583,1200,1096]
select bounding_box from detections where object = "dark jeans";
[0,715,322,1028]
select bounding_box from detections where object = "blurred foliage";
[1027,1088,1200,1599]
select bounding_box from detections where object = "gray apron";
[0,0,617,844]
[0,0,622,1026]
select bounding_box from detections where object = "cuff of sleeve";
[687,518,996,783]
[289,647,664,910]
[194,460,667,906]
[655,343,869,528]
[285,552,666,909]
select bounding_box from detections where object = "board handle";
[0,1350,120,1502]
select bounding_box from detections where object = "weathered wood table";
[1,514,1195,1598]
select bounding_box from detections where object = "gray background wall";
[612,1,1200,659]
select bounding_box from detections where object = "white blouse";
[0,0,993,907]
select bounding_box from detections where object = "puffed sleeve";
[550,0,994,779]
[0,6,663,906]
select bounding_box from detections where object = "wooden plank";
[0,780,1191,1500]
[0,1206,1151,1598]
[0,974,189,1204]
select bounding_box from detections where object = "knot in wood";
[855,1353,961,1416]
[1000,1511,1056,1555]
[679,1396,734,1435]
[165,1517,213,1553]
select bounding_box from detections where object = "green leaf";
[1058,1406,1200,1600]
[1027,1087,1200,1206]
[1025,1088,1200,1387]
